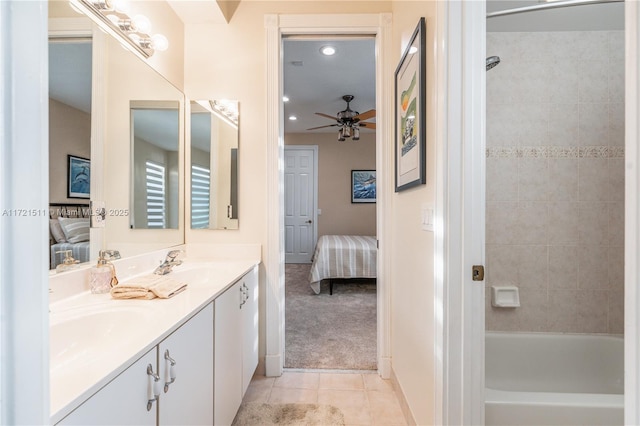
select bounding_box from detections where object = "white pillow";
[58,217,90,243]
[49,219,67,243]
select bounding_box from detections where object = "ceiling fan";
[307,95,376,141]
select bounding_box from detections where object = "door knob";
[306,220,312,223]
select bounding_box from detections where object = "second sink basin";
[50,306,154,374]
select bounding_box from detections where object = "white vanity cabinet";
[158,303,214,425]
[57,348,158,425]
[214,265,259,425]
[57,303,214,426]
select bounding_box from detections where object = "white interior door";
[284,146,317,263]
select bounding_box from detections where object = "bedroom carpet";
[232,402,345,425]
[285,263,377,370]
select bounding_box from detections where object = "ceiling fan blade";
[354,109,376,121]
[359,122,376,130]
[307,124,339,130]
[315,112,337,121]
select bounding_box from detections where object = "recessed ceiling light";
[283,96,290,102]
[289,115,297,121]
[320,45,336,56]
[409,46,418,54]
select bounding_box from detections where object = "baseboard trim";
[390,367,417,426]
[264,354,283,377]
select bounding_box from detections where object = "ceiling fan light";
[342,126,351,138]
[338,128,345,141]
[353,127,360,140]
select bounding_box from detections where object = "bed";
[308,235,377,294]
[49,203,91,270]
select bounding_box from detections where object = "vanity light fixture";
[210,100,239,128]
[68,0,169,58]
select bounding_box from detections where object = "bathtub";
[485,332,623,426]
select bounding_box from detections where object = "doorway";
[264,13,393,378]
[282,35,378,370]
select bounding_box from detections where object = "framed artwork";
[67,155,90,199]
[351,170,376,203]
[395,17,426,192]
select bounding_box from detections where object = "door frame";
[283,145,318,264]
[264,13,393,377]
[434,1,487,424]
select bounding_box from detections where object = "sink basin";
[50,307,153,374]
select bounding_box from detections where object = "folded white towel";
[110,274,187,300]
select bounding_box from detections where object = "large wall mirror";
[190,100,239,230]
[103,32,184,253]
[49,1,185,267]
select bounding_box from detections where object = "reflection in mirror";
[130,102,180,229]
[48,38,92,270]
[102,31,184,255]
[190,100,239,230]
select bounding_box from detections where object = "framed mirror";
[130,101,180,230]
[189,100,239,230]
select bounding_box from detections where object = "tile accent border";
[487,146,625,159]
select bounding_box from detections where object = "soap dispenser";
[55,250,80,273]
[89,250,120,294]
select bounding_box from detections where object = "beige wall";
[390,3,437,425]
[285,132,376,237]
[49,99,91,203]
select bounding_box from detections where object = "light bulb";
[132,14,152,34]
[151,34,169,51]
[111,0,130,14]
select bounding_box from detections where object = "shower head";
[486,56,501,71]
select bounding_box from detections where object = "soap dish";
[491,285,520,308]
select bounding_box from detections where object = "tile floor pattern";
[243,371,408,425]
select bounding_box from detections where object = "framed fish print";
[395,17,426,192]
[67,155,90,199]
[351,170,376,203]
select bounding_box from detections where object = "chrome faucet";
[154,250,184,275]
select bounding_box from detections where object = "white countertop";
[49,257,259,424]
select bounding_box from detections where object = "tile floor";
[242,370,408,425]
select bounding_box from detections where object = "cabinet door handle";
[146,364,161,411]
[163,349,177,393]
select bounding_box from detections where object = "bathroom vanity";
[49,247,260,425]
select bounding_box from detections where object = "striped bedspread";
[50,242,90,270]
[308,235,377,294]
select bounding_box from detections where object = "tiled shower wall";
[485,31,624,334]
